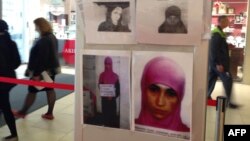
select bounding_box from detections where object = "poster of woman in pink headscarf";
[133,51,193,140]
[83,50,131,130]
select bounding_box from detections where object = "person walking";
[207,16,239,108]
[13,17,61,119]
[0,19,21,141]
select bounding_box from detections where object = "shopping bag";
[34,71,53,90]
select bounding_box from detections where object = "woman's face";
[111,7,122,25]
[166,15,180,26]
[146,83,179,120]
[35,25,41,35]
[105,63,112,70]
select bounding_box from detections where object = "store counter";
[229,44,244,80]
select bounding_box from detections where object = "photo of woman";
[135,57,189,131]
[136,0,203,45]
[158,5,187,34]
[98,57,120,127]
[133,51,193,140]
[95,2,131,32]
[83,0,136,44]
[83,51,131,130]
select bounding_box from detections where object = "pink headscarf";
[99,57,118,84]
[135,56,190,132]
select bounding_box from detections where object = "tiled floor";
[1,64,250,140]
[206,81,250,141]
[0,93,74,141]
[0,64,75,141]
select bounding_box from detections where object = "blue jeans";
[207,67,232,101]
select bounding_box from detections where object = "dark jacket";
[209,26,230,71]
[0,32,21,91]
[27,32,60,77]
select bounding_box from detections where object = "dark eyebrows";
[148,84,160,91]
[165,88,177,96]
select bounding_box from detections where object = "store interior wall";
[0,0,75,64]
[0,0,2,18]
[243,1,250,84]
[23,0,41,63]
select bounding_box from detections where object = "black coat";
[0,32,21,91]
[209,27,230,71]
[27,32,60,77]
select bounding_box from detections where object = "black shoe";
[228,103,241,109]
[2,135,18,141]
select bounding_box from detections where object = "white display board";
[75,0,210,141]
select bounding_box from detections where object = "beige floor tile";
[54,103,74,114]
[240,115,250,124]
[57,104,74,115]
[205,137,214,141]
[205,107,217,123]
[205,120,216,140]
[56,94,74,105]
[32,113,73,133]
[20,130,65,141]
[58,131,73,141]
[0,126,10,138]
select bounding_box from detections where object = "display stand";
[74,0,211,141]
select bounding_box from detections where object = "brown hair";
[218,15,228,23]
[33,17,53,35]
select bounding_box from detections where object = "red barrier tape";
[207,99,216,106]
[0,77,74,90]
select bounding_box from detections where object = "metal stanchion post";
[215,96,227,141]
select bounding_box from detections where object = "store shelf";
[234,22,245,25]
[212,14,235,16]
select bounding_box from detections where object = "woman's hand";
[216,65,224,73]
[32,76,41,81]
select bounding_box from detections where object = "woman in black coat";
[13,17,61,120]
[0,20,21,141]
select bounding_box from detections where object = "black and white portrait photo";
[83,0,136,44]
[136,0,203,45]
[95,2,131,32]
[158,5,187,34]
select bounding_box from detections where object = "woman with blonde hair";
[13,17,60,120]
